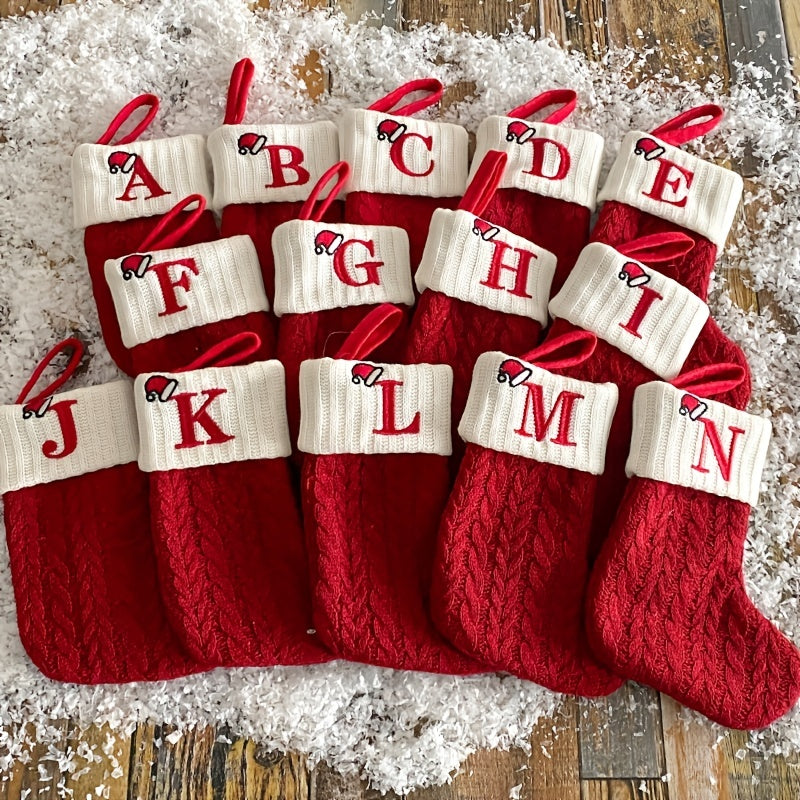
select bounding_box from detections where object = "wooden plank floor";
[1,0,798,798]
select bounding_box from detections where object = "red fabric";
[301,452,486,674]
[84,210,219,375]
[3,463,203,684]
[430,445,623,696]
[149,458,330,667]
[586,478,800,728]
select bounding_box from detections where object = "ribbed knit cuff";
[298,359,452,455]
[470,117,604,210]
[597,131,743,247]
[207,121,340,209]
[459,352,618,474]
[415,208,556,323]
[72,135,213,227]
[626,381,771,505]
[135,361,290,472]
[549,242,709,380]
[104,235,269,348]
[338,108,469,197]
[272,220,413,316]
[0,381,138,492]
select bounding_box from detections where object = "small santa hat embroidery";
[22,395,53,420]
[618,261,651,288]
[237,132,267,156]
[107,151,137,174]
[633,137,666,161]
[120,253,152,280]
[506,120,535,144]
[472,218,501,241]
[496,358,532,388]
[314,229,345,256]
[144,375,179,403]
[376,119,407,143]
[679,393,708,421]
[351,362,383,387]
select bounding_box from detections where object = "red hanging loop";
[16,337,85,409]
[335,304,404,361]
[522,329,597,370]
[224,58,255,125]
[458,150,508,217]
[507,89,578,125]
[136,195,208,253]
[96,94,160,146]
[299,162,351,222]
[368,78,444,117]
[616,232,695,264]
[650,104,723,147]
[671,363,746,399]
[179,332,263,372]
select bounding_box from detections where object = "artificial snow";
[0,0,798,794]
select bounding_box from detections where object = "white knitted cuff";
[338,108,469,197]
[470,117,604,210]
[416,208,556,323]
[549,242,709,380]
[72,135,213,227]
[459,352,618,474]
[104,235,269,348]
[135,361,290,472]
[207,121,340,209]
[0,381,138,492]
[597,131,743,247]
[626,381,771,506]
[298,359,452,455]
[272,220,413,316]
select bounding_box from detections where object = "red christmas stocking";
[104,194,274,375]
[299,305,486,674]
[340,79,469,268]
[406,149,556,459]
[586,365,800,728]
[0,338,203,683]
[430,331,624,696]
[471,90,604,296]
[136,333,329,667]
[74,95,218,374]
[273,162,414,450]
[208,58,342,306]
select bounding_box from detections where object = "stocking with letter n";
[339,79,469,268]
[407,149,556,459]
[104,194,274,375]
[430,332,624,696]
[471,90,605,295]
[0,338,202,683]
[299,305,486,674]
[73,94,218,374]
[587,365,800,729]
[208,58,341,307]
[135,333,329,668]
[273,162,414,450]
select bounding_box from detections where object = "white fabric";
[272,220,413,315]
[0,381,138,492]
[135,360,290,472]
[207,121,340,208]
[415,208,556,322]
[626,381,771,505]
[459,352,618,474]
[298,359,452,455]
[72,135,213,227]
[549,242,709,379]
[597,131,743,247]
[338,108,469,197]
[104,235,268,347]
[470,117,604,210]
